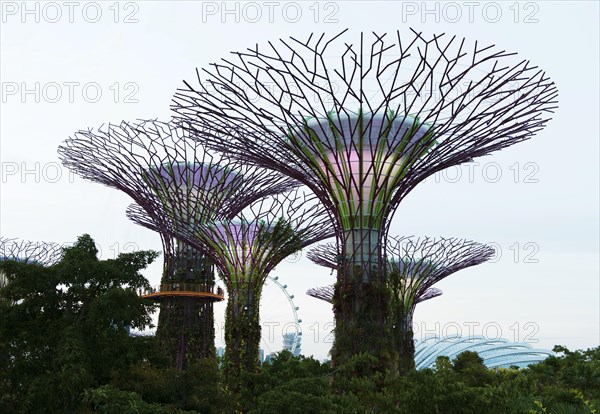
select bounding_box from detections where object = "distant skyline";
[1,1,598,360]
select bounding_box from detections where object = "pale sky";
[1,1,598,360]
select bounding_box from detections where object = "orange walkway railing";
[139,283,225,301]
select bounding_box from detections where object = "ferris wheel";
[263,275,302,355]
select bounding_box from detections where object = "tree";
[0,234,159,413]
[527,345,600,412]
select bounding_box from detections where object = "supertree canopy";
[0,237,64,292]
[306,285,335,303]
[306,240,442,315]
[386,236,495,373]
[58,120,296,370]
[306,242,442,305]
[0,237,63,267]
[127,187,333,386]
[307,284,441,307]
[171,29,558,368]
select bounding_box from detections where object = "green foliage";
[237,347,599,414]
[158,242,217,368]
[156,297,217,369]
[222,285,263,392]
[0,234,159,413]
[237,350,331,411]
[250,378,338,414]
[331,265,396,377]
[1,238,597,413]
[526,346,600,414]
[109,358,232,414]
[256,216,303,268]
[220,218,303,390]
[83,385,195,414]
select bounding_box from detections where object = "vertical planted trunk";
[394,306,416,375]
[157,297,216,370]
[389,264,420,377]
[156,241,216,370]
[331,228,395,374]
[223,283,261,390]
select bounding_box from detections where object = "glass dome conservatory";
[415,335,554,369]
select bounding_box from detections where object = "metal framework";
[387,236,495,373]
[171,30,558,368]
[58,120,296,370]
[127,187,332,384]
[306,285,335,303]
[0,238,64,296]
[0,237,63,267]
[415,336,554,370]
[306,240,442,348]
[307,284,442,307]
[307,236,493,372]
[307,242,442,306]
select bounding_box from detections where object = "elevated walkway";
[140,283,225,301]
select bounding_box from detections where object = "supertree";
[0,238,64,304]
[127,187,333,386]
[305,282,441,365]
[306,241,439,306]
[171,29,558,368]
[307,237,492,373]
[0,237,63,267]
[386,236,495,373]
[58,120,295,370]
